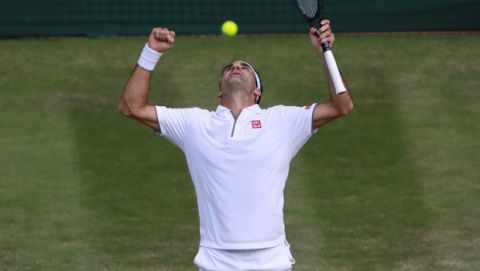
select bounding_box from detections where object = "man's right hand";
[148,27,176,53]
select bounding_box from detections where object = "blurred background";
[1,0,479,37]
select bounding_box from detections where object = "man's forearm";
[321,54,353,115]
[119,65,152,117]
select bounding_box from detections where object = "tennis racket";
[294,0,346,95]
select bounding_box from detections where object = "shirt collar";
[215,104,262,114]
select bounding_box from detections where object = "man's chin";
[224,77,245,87]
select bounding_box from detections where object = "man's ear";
[218,81,224,98]
[253,88,261,98]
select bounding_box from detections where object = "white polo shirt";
[156,103,317,250]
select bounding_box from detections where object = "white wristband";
[137,43,163,71]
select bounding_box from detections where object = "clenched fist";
[148,27,176,53]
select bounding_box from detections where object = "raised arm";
[119,27,176,132]
[310,20,354,129]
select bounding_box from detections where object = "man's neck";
[221,96,255,118]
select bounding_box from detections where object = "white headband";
[242,62,261,91]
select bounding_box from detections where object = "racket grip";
[323,50,346,95]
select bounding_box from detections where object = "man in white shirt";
[119,19,353,271]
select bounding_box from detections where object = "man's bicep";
[133,104,160,132]
[312,102,342,128]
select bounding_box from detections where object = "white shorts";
[194,240,295,271]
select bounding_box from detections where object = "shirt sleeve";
[271,104,318,157]
[155,106,200,150]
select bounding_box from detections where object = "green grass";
[0,33,479,270]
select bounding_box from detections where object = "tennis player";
[119,19,353,271]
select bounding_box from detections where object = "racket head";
[294,0,323,27]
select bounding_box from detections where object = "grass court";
[0,33,479,270]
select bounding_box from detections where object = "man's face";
[220,61,257,91]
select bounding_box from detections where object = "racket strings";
[297,0,318,18]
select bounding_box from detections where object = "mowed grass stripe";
[0,39,140,270]
[393,35,480,270]
[0,108,105,269]
[286,36,430,270]
[66,38,201,270]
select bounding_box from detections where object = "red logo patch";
[251,120,262,129]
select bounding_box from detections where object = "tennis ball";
[221,20,238,37]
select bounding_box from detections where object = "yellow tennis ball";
[221,20,238,37]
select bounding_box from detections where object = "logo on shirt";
[251,120,262,129]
